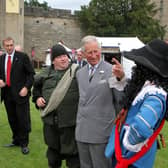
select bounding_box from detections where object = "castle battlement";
[24,6,78,18]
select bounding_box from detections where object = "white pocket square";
[99,79,107,84]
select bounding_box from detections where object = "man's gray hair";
[81,35,101,51]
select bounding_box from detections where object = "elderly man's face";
[84,41,101,66]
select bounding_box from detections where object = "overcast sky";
[38,0,91,12]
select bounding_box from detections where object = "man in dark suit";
[0,37,35,154]
[74,49,87,68]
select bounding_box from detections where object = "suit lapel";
[12,53,19,69]
[83,61,107,102]
[90,61,105,83]
[83,65,90,84]
[1,54,6,80]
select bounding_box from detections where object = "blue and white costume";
[105,81,167,168]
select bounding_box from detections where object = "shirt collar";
[88,61,100,70]
[6,50,15,59]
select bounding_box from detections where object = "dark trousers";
[47,147,80,168]
[43,123,80,168]
[3,87,31,147]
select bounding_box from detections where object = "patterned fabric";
[105,81,167,168]
[89,66,95,82]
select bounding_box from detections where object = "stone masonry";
[0,0,168,63]
[24,7,84,62]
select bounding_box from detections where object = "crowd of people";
[0,35,168,168]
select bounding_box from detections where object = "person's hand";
[36,97,46,108]
[0,79,6,88]
[19,87,28,97]
[112,58,125,80]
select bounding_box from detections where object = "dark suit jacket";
[74,59,87,68]
[0,51,35,103]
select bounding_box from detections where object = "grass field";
[0,100,168,168]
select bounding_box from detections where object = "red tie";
[6,56,11,86]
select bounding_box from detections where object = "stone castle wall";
[24,1,168,61]
[1,1,168,63]
[24,7,84,62]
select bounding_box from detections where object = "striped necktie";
[89,66,94,82]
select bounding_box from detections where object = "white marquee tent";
[96,36,144,52]
[96,37,145,78]
[58,42,72,53]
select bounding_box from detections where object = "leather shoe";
[4,143,20,147]
[21,146,29,154]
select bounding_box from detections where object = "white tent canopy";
[96,37,145,78]
[58,42,72,53]
[96,36,144,52]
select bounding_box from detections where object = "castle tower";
[0,0,24,49]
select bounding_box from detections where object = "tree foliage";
[77,0,166,42]
[24,0,49,10]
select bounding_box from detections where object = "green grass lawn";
[0,100,67,168]
[0,100,168,168]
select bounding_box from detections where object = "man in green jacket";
[32,44,79,168]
